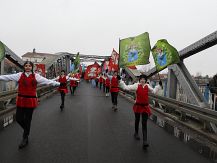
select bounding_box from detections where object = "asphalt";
[0,81,212,163]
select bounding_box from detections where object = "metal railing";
[0,85,57,110]
[120,89,217,126]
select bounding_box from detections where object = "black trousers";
[134,113,148,142]
[111,92,118,105]
[103,84,105,92]
[95,80,98,87]
[70,86,77,95]
[105,86,110,93]
[16,107,34,139]
[60,91,65,106]
[99,83,102,90]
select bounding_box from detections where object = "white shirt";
[52,75,79,82]
[153,85,164,96]
[0,72,60,86]
[119,80,154,92]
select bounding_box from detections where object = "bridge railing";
[0,85,58,129]
[120,89,217,129]
[0,85,57,110]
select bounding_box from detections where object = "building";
[22,49,56,63]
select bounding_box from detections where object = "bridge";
[0,31,217,162]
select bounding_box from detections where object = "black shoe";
[18,138,28,149]
[113,105,118,112]
[134,133,140,140]
[60,105,63,110]
[143,142,149,149]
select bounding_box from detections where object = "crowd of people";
[0,62,164,151]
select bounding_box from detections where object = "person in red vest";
[98,74,103,90]
[75,72,81,86]
[119,74,154,150]
[108,71,121,111]
[53,70,78,110]
[69,73,79,95]
[104,75,110,97]
[0,61,60,149]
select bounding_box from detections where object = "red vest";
[102,78,105,85]
[16,73,38,108]
[58,76,68,93]
[110,76,119,92]
[105,78,110,87]
[70,80,77,87]
[133,84,151,115]
[99,77,103,83]
[136,84,149,105]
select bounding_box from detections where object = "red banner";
[109,49,119,72]
[34,64,46,77]
[103,60,110,71]
[84,62,101,80]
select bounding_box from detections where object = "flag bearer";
[119,75,154,149]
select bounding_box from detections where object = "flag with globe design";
[152,39,180,71]
[119,32,151,68]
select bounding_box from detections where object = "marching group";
[0,61,163,150]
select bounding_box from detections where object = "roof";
[41,52,71,70]
[22,52,57,58]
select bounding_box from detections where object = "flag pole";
[118,38,121,75]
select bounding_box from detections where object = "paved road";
[0,81,211,163]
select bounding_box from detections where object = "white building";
[22,49,56,63]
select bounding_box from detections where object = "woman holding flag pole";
[119,74,154,149]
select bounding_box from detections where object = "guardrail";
[0,85,58,130]
[0,85,56,107]
[120,89,217,127]
[0,85,57,104]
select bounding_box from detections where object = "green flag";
[119,32,151,68]
[73,52,80,72]
[152,39,180,71]
[0,41,5,62]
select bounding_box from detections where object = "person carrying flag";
[119,75,154,149]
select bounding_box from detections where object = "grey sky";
[0,0,217,76]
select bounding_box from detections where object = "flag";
[84,62,101,80]
[119,32,151,68]
[103,60,110,72]
[108,49,119,71]
[152,39,180,71]
[35,64,46,77]
[0,41,5,62]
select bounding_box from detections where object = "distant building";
[22,49,56,63]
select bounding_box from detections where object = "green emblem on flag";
[152,39,180,71]
[119,32,151,68]
[0,41,5,62]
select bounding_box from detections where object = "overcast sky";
[0,0,217,76]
